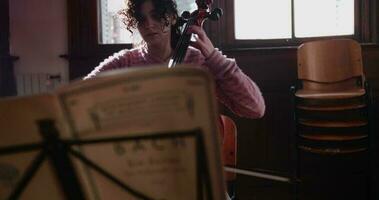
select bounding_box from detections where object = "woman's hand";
[186,25,215,58]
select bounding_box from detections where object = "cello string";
[170,18,193,67]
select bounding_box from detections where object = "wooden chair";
[295,39,369,149]
[292,39,372,199]
[296,39,365,102]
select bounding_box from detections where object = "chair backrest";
[297,39,364,84]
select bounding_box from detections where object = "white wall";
[9,0,69,94]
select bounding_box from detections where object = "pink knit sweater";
[85,46,265,119]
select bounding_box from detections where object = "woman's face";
[137,0,173,47]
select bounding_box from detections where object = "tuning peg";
[181,11,191,19]
[209,8,223,21]
[176,11,191,26]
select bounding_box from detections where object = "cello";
[166,0,238,184]
[168,0,222,68]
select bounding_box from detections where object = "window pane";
[99,0,196,44]
[294,0,354,38]
[176,0,197,15]
[99,0,132,44]
[234,0,292,40]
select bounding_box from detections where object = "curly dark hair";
[119,0,181,49]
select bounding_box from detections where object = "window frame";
[65,0,132,60]
[210,0,374,49]
[65,0,377,61]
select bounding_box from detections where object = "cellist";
[85,0,265,198]
[85,0,264,118]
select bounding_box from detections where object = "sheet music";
[58,66,225,200]
[0,66,225,199]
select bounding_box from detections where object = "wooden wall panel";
[362,46,379,200]
[223,48,297,173]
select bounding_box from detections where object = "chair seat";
[299,119,368,128]
[299,133,368,141]
[295,88,365,99]
[296,103,366,111]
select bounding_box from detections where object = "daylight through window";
[99,0,197,44]
[234,0,355,40]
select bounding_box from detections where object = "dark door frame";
[0,0,17,97]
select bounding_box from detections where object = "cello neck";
[168,4,222,68]
[168,21,193,68]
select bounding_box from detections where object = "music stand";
[0,119,212,200]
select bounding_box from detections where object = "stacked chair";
[292,39,372,200]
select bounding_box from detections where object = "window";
[65,0,375,70]
[235,0,292,39]
[99,0,197,44]
[234,0,355,40]
[294,0,354,38]
[214,0,375,48]
[99,0,132,44]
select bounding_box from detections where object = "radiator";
[16,73,63,96]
